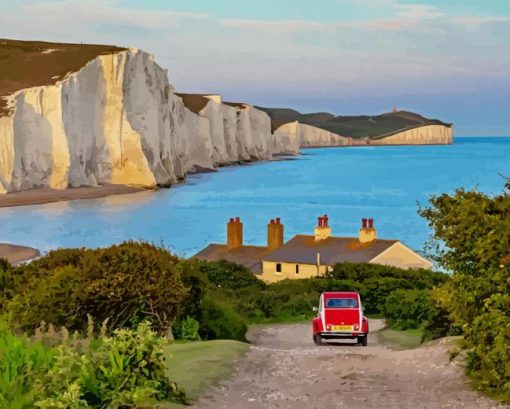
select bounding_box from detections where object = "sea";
[1,137,509,258]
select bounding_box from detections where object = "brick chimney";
[359,218,377,243]
[267,217,284,251]
[314,214,332,241]
[227,217,243,250]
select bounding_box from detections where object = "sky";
[1,0,509,135]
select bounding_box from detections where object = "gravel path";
[192,319,508,409]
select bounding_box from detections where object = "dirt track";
[192,320,508,409]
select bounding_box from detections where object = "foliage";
[382,288,460,340]
[420,186,510,400]
[0,319,186,408]
[179,316,201,341]
[190,263,448,328]
[196,260,266,291]
[383,289,432,330]
[199,295,247,342]
[2,242,188,335]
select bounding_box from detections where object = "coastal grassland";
[0,38,125,116]
[163,340,249,405]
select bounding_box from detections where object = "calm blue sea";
[1,137,509,257]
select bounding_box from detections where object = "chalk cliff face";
[272,122,453,150]
[0,49,296,194]
[367,125,454,145]
[273,121,352,151]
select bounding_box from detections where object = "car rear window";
[325,298,358,308]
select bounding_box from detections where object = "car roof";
[322,291,359,299]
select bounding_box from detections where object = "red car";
[312,291,369,346]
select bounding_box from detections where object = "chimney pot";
[362,218,367,228]
[323,214,329,227]
[230,218,234,223]
[368,218,374,229]
[235,217,240,223]
[268,216,284,250]
[318,217,323,227]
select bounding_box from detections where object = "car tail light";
[354,324,359,331]
[326,324,331,331]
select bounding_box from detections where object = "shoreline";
[0,140,458,209]
[0,184,146,208]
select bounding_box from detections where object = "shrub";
[179,316,201,341]
[3,242,188,335]
[420,186,510,400]
[199,295,247,342]
[0,319,186,408]
[197,260,266,290]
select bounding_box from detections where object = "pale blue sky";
[1,0,509,134]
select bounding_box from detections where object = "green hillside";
[256,107,452,139]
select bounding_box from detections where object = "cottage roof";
[262,235,398,265]
[193,244,270,274]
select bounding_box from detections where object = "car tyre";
[358,335,368,346]
[313,334,322,345]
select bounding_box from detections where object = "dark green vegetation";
[1,242,188,336]
[419,184,510,402]
[0,38,125,116]
[256,107,452,138]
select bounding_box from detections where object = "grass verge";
[163,340,249,406]
[377,327,424,350]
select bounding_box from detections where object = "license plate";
[332,325,353,332]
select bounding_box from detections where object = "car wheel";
[313,334,322,345]
[359,335,368,346]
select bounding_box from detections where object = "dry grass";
[175,93,211,114]
[0,38,126,116]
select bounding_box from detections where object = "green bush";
[179,316,201,341]
[199,295,247,342]
[0,320,186,408]
[196,260,266,290]
[3,242,188,335]
[420,186,510,401]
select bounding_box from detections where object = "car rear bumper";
[318,332,368,339]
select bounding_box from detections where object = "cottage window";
[276,263,282,273]
[295,264,300,275]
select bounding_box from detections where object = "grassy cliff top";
[256,107,452,139]
[0,38,126,116]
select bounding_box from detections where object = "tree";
[419,186,510,399]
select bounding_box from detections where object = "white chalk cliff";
[0,49,296,194]
[367,125,454,145]
[273,121,352,151]
[0,47,454,195]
